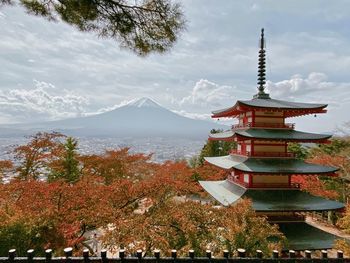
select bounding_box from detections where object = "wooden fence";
[1,248,349,263]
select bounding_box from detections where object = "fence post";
[8,249,16,262]
[237,248,246,258]
[101,249,108,263]
[188,250,195,259]
[64,247,73,258]
[289,250,295,258]
[45,249,53,262]
[256,250,263,259]
[119,249,125,260]
[83,249,89,263]
[171,249,177,260]
[223,250,229,259]
[154,249,160,260]
[27,249,34,262]
[272,250,278,259]
[206,250,212,259]
[304,250,311,259]
[136,249,142,260]
[321,250,327,259]
[337,250,343,259]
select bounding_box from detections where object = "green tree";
[49,137,80,183]
[1,0,185,55]
[288,142,309,160]
[198,129,236,165]
[0,220,37,256]
[311,138,350,156]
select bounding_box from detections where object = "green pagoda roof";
[209,128,331,142]
[279,222,340,250]
[239,98,327,110]
[212,98,327,118]
[199,180,344,211]
[204,155,338,174]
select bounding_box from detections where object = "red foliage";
[292,175,339,199]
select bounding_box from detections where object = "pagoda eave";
[208,136,235,142]
[209,129,331,143]
[199,180,345,211]
[284,108,327,118]
[212,101,328,119]
[278,222,342,251]
[205,155,339,174]
[236,134,330,143]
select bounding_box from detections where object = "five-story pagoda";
[199,29,344,251]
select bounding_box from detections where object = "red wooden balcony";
[231,180,300,189]
[250,182,300,189]
[232,122,295,129]
[268,214,305,223]
[231,179,300,189]
[230,149,295,158]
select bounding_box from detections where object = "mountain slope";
[2,98,227,139]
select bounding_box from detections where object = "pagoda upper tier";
[212,98,327,118]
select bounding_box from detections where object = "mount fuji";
[1,98,227,139]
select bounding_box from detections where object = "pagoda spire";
[254,28,270,99]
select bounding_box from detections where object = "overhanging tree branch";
[1,0,185,55]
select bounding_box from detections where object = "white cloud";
[180,79,236,107]
[0,80,89,123]
[171,109,212,121]
[266,72,348,100]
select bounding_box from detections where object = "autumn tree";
[312,137,350,156]
[13,132,65,181]
[306,138,350,202]
[335,204,350,254]
[80,148,156,184]
[193,162,226,182]
[1,0,185,55]
[49,137,80,183]
[289,138,350,203]
[102,199,284,256]
[0,160,13,181]
[0,136,284,257]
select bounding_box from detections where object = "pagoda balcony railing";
[230,149,295,158]
[268,214,305,223]
[232,180,300,189]
[250,183,300,189]
[232,122,295,129]
[228,182,300,189]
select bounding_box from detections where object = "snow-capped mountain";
[1,98,227,139]
[126,97,162,108]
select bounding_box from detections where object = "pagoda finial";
[254,28,270,99]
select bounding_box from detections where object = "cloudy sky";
[1,0,350,133]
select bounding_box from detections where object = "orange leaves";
[80,148,155,184]
[309,154,345,167]
[103,198,283,257]
[13,132,65,180]
[292,175,339,200]
[194,162,226,181]
[0,134,284,256]
[151,160,196,196]
[0,160,13,175]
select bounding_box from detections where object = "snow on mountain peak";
[127,97,162,108]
